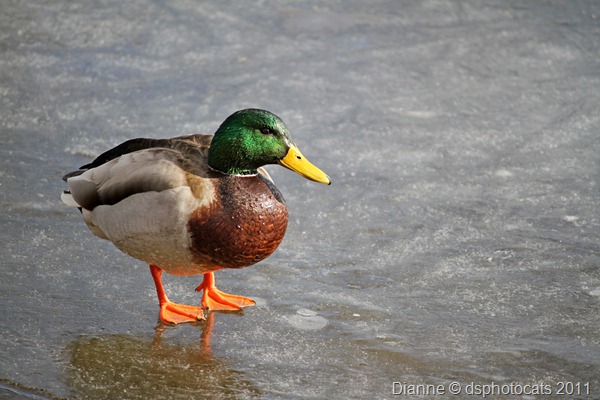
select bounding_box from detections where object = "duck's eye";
[260,127,275,135]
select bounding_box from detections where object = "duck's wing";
[62,134,217,211]
[62,135,213,180]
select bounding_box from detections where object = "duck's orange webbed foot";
[195,272,255,311]
[150,264,205,324]
[159,301,204,324]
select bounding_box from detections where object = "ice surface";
[287,308,328,330]
[1,0,599,398]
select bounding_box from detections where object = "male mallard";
[62,109,330,324]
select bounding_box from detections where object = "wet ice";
[1,0,599,399]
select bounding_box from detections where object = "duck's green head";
[208,109,331,185]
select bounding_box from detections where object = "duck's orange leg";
[195,272,255,311]
[150,264,204,324]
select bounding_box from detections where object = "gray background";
[1,1,599,399]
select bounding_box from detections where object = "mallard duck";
[62,109,330,324]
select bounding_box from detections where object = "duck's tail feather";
[61,190,83,213]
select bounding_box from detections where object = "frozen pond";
[1,1,599,398]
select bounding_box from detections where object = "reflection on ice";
[68,314,261,399]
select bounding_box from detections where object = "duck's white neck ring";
[206,164,258,178]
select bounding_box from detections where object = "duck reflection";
[67,313,260,399]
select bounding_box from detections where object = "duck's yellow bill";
[279,145,331,185]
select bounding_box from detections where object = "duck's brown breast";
[187,174,288,268]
